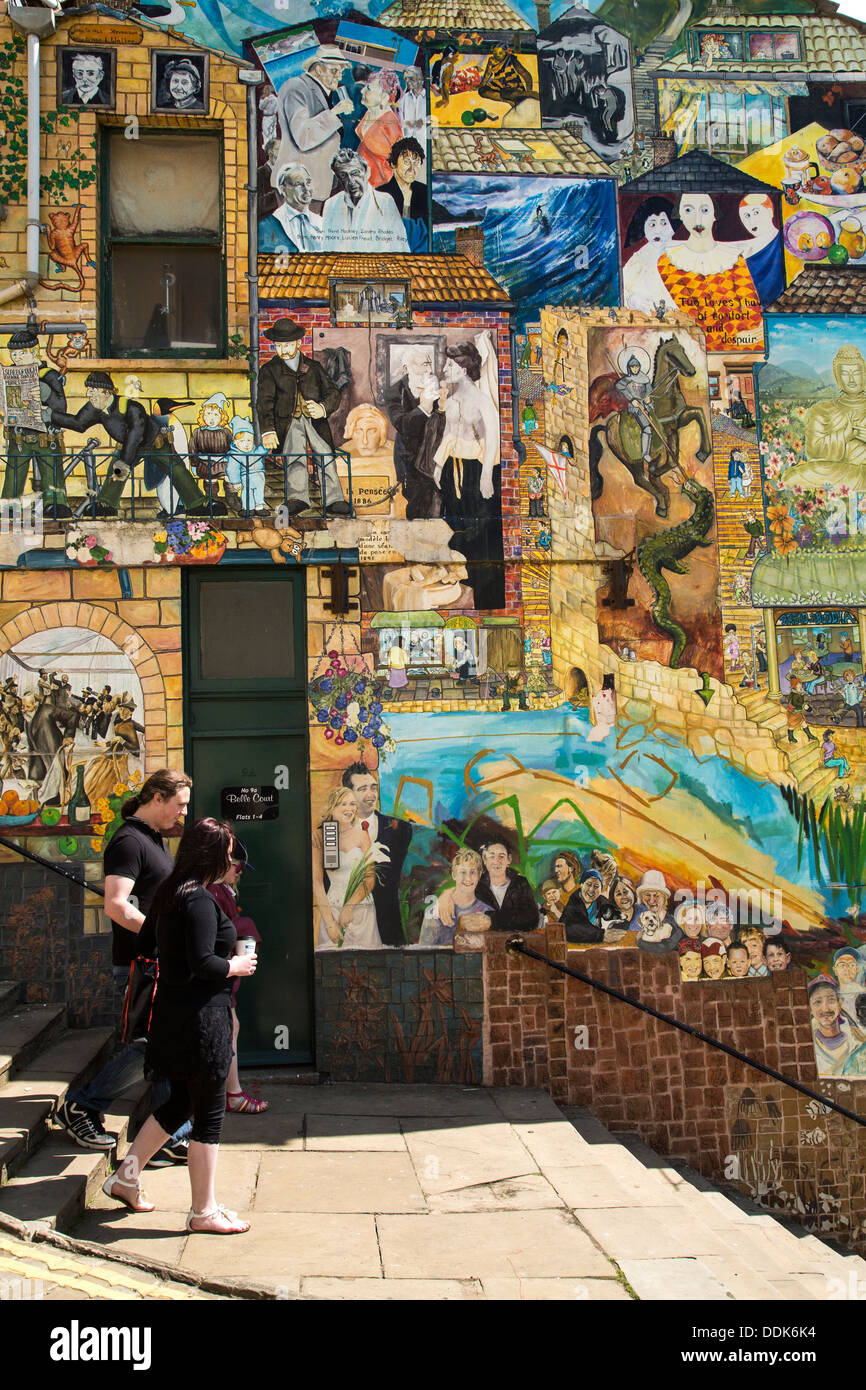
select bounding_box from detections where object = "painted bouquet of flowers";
[309,651,396,755]
[90,772,141,856]
[152,519,226,564]
[66,532,113,566]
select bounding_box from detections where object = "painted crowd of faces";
[619,188,785,352]
[256,21,428,255]
[58,48,209,113]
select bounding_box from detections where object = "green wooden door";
[183,569,313,1064]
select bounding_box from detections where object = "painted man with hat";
[2,329,72,516]
[274,45,354,207]
[257,318,350,518]
[51,372,212,518]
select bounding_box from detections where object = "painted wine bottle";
[67,764,91,827]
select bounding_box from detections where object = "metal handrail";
[506,936,866,1130]
[0,831,104,897]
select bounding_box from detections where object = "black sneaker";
[54,1099,115,1151]
[148,1136,189,1167]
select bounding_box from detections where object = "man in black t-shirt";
[54,771,193,1158]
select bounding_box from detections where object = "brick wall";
[315,948,484,1084]
[484,927,866,1250]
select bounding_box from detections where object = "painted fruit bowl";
[783,209,836,260]
[801,188,866,210]
[0,812,40,827]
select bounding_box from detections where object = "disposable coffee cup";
[237,938,256,955]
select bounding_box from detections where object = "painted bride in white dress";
[312,785,388,950]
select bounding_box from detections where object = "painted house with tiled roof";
[652,2,866,161]
[377,0,535,36]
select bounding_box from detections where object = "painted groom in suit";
[341,762,412,947]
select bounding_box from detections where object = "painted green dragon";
[636,474,715,669]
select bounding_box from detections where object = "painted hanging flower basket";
[308,651,394,767]
[153,519,226,566]
[65,533,113,567]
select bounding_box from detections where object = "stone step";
[0,1006,66,1089]
[0,1027,114,1185]
[0,1082,149,1231]
[0,983,23,1021]
[798,767,840,799]
[562,1116,861,1294]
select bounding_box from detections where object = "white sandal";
[186,1204,250,1234]
[102,1173,156,1213]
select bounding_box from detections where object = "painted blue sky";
[765,314,866,377]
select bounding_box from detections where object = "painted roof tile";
[431,127,610,176]
[258,253,511,303]
[767,265,866,314]
[378,0,533,31]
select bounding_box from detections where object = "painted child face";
[744,935,765,967]
[766,944,790,972]
[203,405,222,428]
[680,951,703,981]
[727,948,750,978]
[703,953,726,980]
[543,888,560,912]
[453,859,481,893]
[482,843,511,882]
[234,432,255,452]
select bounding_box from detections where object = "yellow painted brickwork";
[0,11,249,337]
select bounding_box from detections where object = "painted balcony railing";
[0,441,355,525]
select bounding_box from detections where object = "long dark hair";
[122,768,192,820]
[148,817,234,919]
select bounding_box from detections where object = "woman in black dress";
[102,817,257,1234]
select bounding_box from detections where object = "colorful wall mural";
[6,0,866,1243]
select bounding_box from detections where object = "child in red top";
[208,839,267,1114]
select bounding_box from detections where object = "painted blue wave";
[433,176,619,329]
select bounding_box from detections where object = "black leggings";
[154,1078,227,1145]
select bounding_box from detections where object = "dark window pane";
[199,582,295,680]
[110,244,222,353]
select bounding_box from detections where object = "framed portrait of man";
[59,48,116,109]
[151,51,209,114]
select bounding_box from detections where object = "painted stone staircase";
[0,981,149,1230]
[736,687,840,801]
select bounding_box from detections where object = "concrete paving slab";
[377,1210,614,1280]
[401,1118,537,1194]
[618,1257,732,1301]
[219,1095,304,1150]
[180,1212,381,1280]
[229,1083,500,1118]
[305,1113,405,1151]
[487,1089,565,1123]
[480,1276,632,1301]
[425,1174,565,1213]
[254,1151,427,1213]
[575,1206,735,1261]
[91,1151,261,1215]
[544,1165,681,1210]
[301,1277,477,1300]
[697,1256,798,1301]
[72,1209,188,1267]
[508,1119,601,1170]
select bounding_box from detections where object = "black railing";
[0,832,104,898]
[506,936,866,1130]
[0,448,355,524]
